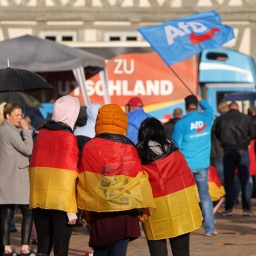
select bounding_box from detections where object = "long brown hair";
[3,103,22,119]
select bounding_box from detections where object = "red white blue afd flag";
[138,10,235,66]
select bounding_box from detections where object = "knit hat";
[126,96,144,107]
[95,104,128,135]
[184,95,198,109]
[52,95,80,130]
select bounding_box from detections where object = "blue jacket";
[126,108,151,145]
[172,100,214,170]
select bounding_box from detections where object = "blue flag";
[138,10,235,66]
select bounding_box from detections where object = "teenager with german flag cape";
[29,95,80,256]
[77,104,156,256]
[137,117,202,256]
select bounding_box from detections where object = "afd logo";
[165,22,220,45]
[190,121,207,133]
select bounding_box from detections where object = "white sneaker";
[243,210,253,216]
[205,230,218,236]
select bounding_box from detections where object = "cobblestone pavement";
[11,199,256,256]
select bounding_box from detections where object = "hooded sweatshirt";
[52,95,80,130]
[29,95,80,218]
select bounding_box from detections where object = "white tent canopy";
[0,34,110,105]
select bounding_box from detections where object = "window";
[45,36,56,41]
[62,36,73,41]
[126,36,137,41]
[206,52,228,61]
[39,32,77,42]
[109,36,121,41]
[103,31,143,41]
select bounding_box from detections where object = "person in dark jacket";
[210,102,229,184]
[163,108,183,139]
[215,101,256,217]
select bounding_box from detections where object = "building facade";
[0,0,256,58]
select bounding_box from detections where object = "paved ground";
[11,199,256,256]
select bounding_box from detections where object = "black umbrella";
[0,67,53,92]
[221,91,256,102]
[0,91,41,108]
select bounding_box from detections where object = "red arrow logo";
[196,123,207,133]
[189,28,220,44]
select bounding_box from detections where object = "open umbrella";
[221,91,256,102]
[0,67,53,92]
[0,91,41,108]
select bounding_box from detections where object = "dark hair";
[229,101,239,109]
[3,103,22,119]
[137,117,177,164]
[185,95,198,107]
[75,106,87,127]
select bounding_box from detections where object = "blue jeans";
[223,149,251,210]
[93,238,129,256]
[192,168,215,234]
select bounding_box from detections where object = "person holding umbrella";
[0,102,35,256]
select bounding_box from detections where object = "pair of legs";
[147,233,190,256]
[32,208,73,256]
[192,168,216,234]
[93,238,129,256]
[223,149,251,210]
[0,204,33,253]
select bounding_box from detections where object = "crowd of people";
[0,93,255,256]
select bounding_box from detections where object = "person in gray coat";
[0,103,35,256]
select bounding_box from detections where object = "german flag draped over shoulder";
[29,129,79,213]
[208,165,225,202]
[77,136,156,212]
[142,150,202,240]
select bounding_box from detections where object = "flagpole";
[168,66,194,94]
